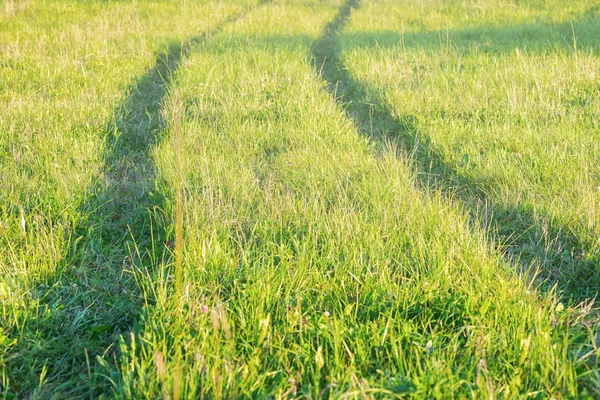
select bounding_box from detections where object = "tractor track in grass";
[311,0,599,303]
[4,2,269,397]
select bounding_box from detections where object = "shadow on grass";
[4,4,265,398]
[337,19,600,54]
[311,0,600,303]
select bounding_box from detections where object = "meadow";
[0,0,599,398]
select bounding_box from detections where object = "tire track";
[5,2,268,397]
[311,0,599,302]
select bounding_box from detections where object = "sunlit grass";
[342,0,600,299]
[0,0,256,396]
[1,0,599,398]
[119,0,599,397]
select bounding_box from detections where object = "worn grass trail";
[313,0,600,303]
[0,1,260,396]
[334,0,600,302]
[115,0,597,397]
[1,0,599,398]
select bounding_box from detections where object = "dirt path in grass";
[4,3,269,397]
[310,0,599,302]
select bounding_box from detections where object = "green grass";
[0,0,258,396]
[1,0,599,398]
[339,0,600,300]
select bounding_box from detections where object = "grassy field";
[1,0,599,398]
